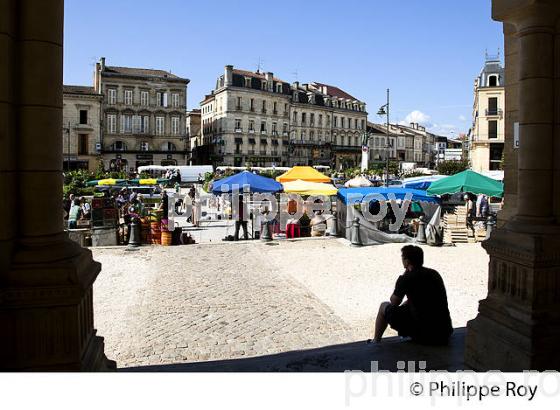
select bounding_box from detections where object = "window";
[488,120,498,139]
[78,134,88,155]
[293,111,297,124]
[163,142,176,151]
[112,140,126,151]
[310,113,314,126]
[341,117,345,128]
[310,130,314,141]
[245,77,251,87]
[156,116,165,135]
[301,112,306,125]
[361,119,365,129]
[250,98,254,112]
[107,114,117,133]
[235,119,242,131]
[283,123,288,135]
[140,141,149,151]
[124,90,133,105]
[276,84,282,93]
[171,117,180,135]
[273,101,277,114]
[172,93,180,108]
[157,92,168,107]
[488,75,498,87]
[141,91,149,106]
[318,114,322,127]
[334,116,338,127]
[141,116,149,133]
[488,97,498,115]
[108,88,117,105]
[261,81,267,90]
[272,122,277,135]
[121,114,132,133]
[249,120,254,132]
[260,122,267,134]
[355,119,358,129]
[284,103,288,114]
[236,96,242,110]
[262,100,266,113]
[79,110,88,125]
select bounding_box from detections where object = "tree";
[436,159,470,175]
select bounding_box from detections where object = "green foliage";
[436,159,470,175]
[63,170,95,198]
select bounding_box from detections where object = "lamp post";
[64,121,71,171]
[377,89,390,186]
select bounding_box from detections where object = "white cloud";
[458,115,467,122]
[401,110,432,127]
[398,110,461,137]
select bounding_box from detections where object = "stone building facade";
[199,66,367,169]
[468,55,505,172]
[93,58,190,172]
[62,86,102,171]
[186,109,205,165]
[366,122,438,168]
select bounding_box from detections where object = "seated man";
[370,245,453,345]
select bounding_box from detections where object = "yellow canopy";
[98,178,118,186]
[276,166,331,183]
[139,178,158,185]
[282,179,338,196]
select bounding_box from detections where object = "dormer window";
[488,75,498,87]
[276,83,282,93]
[245,77,251,87]
[261,81,267,90]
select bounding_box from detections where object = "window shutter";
[120,115,124,133]
[163,93,168,107]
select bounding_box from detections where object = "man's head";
[401,245,423,271]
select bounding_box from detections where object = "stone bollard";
[416,216,427,243]
[350,217,362,246]
[260,220,272,241]
[326,212,337,236]
[485,216,495,240]
[128,217,141,247]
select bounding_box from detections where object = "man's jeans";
[234,221,248,240]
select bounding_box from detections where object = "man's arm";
[390,294,403,306]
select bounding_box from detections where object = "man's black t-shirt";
[393,267,453,343]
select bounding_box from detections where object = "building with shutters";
[200,65,367,168]
[468,54,505,172]
[93,57,190,171]
[62,85,103,171]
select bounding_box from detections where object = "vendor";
[68,198,82,229]
[310,210,327,237]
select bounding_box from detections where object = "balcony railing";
[485,108,503,116]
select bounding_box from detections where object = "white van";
[174,165,213,183]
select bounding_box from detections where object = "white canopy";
[344,175,373,188]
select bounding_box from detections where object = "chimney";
[100,57,106,71]
[224,65,233,87]
[265,72,273,92]
[292,81,299,89]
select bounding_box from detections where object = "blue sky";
[64,0,502,137]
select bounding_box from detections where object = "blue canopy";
[402,175,446,191]
[212,171,283,194]
[337,187,440,205]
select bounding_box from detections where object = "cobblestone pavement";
[92,240,488,369]
[93,242,357,368]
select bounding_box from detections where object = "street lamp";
[377,88,390,187]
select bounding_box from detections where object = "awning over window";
[260,139,268,145]
[248,138,256,144]
[235,137,243,144]
[272,140,279,146]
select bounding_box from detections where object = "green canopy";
[427,169,504,197]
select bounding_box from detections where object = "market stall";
[276,166,331,183]
[336,187,441,245]
[426,169,504,197]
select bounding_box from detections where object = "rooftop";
[63,85,100,96]
[102,65,190,83]
[312,82,357,101]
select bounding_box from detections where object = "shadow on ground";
[122,328,466,372]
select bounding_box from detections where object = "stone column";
[466,0,560,371]
[497,23,519,225]
[0,0,113,370]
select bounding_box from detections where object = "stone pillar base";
[465,229,560,371]
[0,234,115,371]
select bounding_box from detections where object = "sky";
[63,0,503,138]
